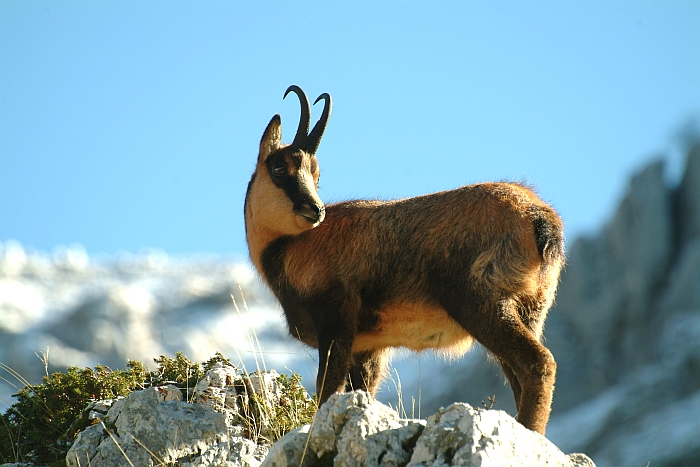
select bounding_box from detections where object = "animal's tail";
[531,207,565,266]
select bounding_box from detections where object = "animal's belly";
[352,302,474,357]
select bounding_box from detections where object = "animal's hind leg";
[345,349,388,396]
[497,359,522,414]
[454,299,556,435]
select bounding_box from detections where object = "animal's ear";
[259,114,282,164]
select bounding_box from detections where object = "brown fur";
[244,87,565,435]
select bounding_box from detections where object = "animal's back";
[274,181,562,295]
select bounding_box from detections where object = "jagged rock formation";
[66,364,283,467]
[64,387,594,467]
[553,158,675,401]
[68,386,238,467]
[263,391,594,467]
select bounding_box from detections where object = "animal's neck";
[245,202,283,277]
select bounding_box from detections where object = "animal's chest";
[352,302,474,357]
[276,295,320,348]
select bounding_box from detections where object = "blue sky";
[1,1,699,259]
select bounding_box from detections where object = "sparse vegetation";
[0,352,313,467]
[262,372,316,441]
[151,351,232,400]
[1,361,148,466]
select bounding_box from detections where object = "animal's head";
[250,85,331,236]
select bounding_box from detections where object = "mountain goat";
[244,85,565,434]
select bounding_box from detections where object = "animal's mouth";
[297,204,326,225]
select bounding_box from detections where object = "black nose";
[311,203,325,219]
[308,202,326,223]
[299,201,326,223]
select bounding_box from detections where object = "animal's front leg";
[312,295,360,405]
[316,332,354,405]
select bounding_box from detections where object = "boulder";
[65,364,286,467]
[263,391,594,467]
[264,391,425,467]
[66,386,238,467]
[408,403,593,467]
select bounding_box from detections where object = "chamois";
[244,85,565,435]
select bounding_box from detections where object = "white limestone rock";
[64,366,289,467]
[407,403,594,467]
[66,386,231,467]
[264,391,425,467]
[263,391,593,467]
[261,425,320,467]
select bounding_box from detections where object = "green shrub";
[267,372,317,440]
[0,361,148,466]
[151,351,232,400]
[0,352,309,467]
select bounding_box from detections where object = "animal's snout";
[311,202,325,221]
[299,201,326,224]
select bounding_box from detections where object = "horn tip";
[313,93,332,105]
[284,85,303,99]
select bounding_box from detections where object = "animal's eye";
[273,165,287,176]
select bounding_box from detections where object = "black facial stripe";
[266,150,318,211]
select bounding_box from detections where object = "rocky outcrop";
[547,307,700,467]
[66,364,281,467]
[67,386,237,467]
[63,384,594,467]
[264,391,424,467]
[264,391,594,467]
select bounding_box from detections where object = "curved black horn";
[283,85,311,149]
[305,93,332,155]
